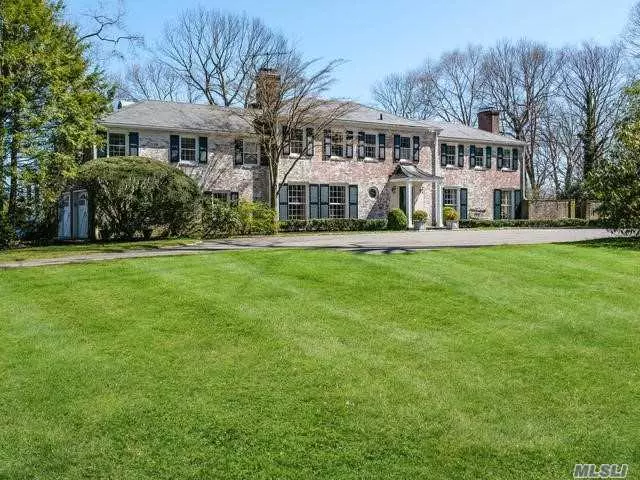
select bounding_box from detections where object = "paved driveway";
[0,228,616,269]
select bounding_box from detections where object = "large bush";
[387,208,407,230]
[460,218,604,228]
[0,210,15,249]
[201,199,277,238]
[77,157,200,240]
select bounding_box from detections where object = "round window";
[368,187,378,199]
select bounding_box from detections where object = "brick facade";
[104,123,523,225]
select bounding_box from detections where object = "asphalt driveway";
[0,228,616,269]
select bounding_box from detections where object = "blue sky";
[68,0,635,102]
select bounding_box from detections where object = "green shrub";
[443,206,460,222]
[459,218,606,229]
[0,210,15,250]
[412,210,428,222]
[387,208,407,230]
[236,200,277,235]
[77,157,200,240]
[279,218,387,232]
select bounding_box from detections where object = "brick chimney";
[254,68,281,109]
[478,108,500,134]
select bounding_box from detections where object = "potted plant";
[412,210,428,231]
[443,206,460,229]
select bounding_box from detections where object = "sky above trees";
[65,0,635,102]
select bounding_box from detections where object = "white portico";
[389,162,444,228]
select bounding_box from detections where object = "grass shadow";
[563,237,640,251]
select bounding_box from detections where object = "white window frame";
[108,132,127,157]
[364,133,376,159]
[331,131,344,158]
[501,190,513,219]
[180,136,197,163]
[443,187,460,212]
[328,184,347,219]
[502,148,513,170]
[472,145,485,168]
[399,136,411,161]
[287,184,307,220]
[242,139,259,165]
[206,191,230,203]
[290,128,304,156]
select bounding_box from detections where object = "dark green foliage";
[77,157,200,240]
[0,211,15,249]
[279,218,387,232]
[460,218,605,228]
[201,200,277,238]
[386,208,407,230]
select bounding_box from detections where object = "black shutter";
[378,133,385,160]
[309,184,319,219]
[485,146,492,169]
[306,128,314,156]
[346,131,354,159]
[198,136,208,163]
[279,184,288,220]
[494,189,502,220]
[234,139,243,166]
[357,131,365,159]
[128,132,139,156]
[348,185,358,219]
[460,188,468,220]
[393,135,401,162]
[514,189,523,219]
[469,145,475,169]
[260,141,269,166]
[319,184,329,218]
[512,148,519,170]
[282,126,290,155]
[169,135,180,163]
[323,130,331,160]
[497,147,504,169]
[457,145,464,167]
[412,136,420,162]
[97,131,107,158]
[440,143,447,166]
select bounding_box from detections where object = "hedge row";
[459,218,606,228]
[279,218,387,232]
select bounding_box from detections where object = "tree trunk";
[8,125,19,225]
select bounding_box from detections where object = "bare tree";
[624,1,640,59]
[371,70,433,119]
[560,42,626,177]
[483,39,563,192]
[159,8,288,107]
[117,61,200,103]
[424,45,486,125]
[240,54,355,210]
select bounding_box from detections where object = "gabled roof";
[390,162,443,183]
[100,101,251,134]
[99,100,524,146]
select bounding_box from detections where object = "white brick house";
[98,98,525,228]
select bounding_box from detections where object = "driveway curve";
[0,228,616,269]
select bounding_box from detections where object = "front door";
[72,190,89,239]
[399,186,406,215]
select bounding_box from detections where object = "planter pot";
[413,221,426,232]
[446,220,459,230]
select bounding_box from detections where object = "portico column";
[436,182,444,228]
[406,180,413,228]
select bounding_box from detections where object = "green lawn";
[0,245,638,479]
[0,238,196,262]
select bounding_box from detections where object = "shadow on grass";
[563,237,640,251]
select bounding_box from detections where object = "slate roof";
[100,100,524,145]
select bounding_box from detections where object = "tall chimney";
[254,68,281,109]
[478,108,500,134]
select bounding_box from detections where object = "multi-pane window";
[443,188,458,209]
[331,131,344,157]
[399,136,411,160]
[212,192,229,203]
[503,148,512,169]
[443,145,456,165]
[180,137,196,162]
[328,185,346,218]
[473,145,484,167]
[290,129,304,155]
[364,134,376,158]
[108,133,126,157]
[501,190,512,219]
[243,140,258,165]
[287,184,306,220]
